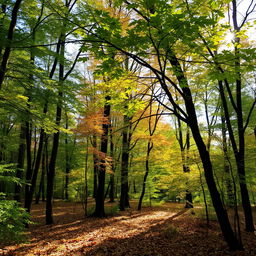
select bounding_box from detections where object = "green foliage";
[0,164,22,186]
[0,199,31,243]
[0,165,31,244]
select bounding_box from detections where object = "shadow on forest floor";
[1,202,256,256]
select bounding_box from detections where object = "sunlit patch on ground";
[1,202,256,256]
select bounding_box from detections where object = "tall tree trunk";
[109,123,115,202]
[221,111,233,206]
[221,0,255,232]
[46,35,65,225]
[189,104,243,250]
[184,128,193,208]
[119,114,131,211]
[168,52,243,250]
[175,115,193,208]
[24,32,45,213]
[133,179,136,194]
[83,138,89,216]
[92,135,98,198]
[64,113,70,200]
[138,140,153,210]
[14,124,26,202]
[24,121,32,209]
[0,4,7,58]
[0,0,23,89]
[35,147,46,204]
[219,79,254,232]
[93,96,110,217]
[198,165,209,226]
[25,127,45,212]
[137,97,160,210]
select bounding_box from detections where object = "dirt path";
[1,202,256,256]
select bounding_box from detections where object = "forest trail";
[1,202,256,256]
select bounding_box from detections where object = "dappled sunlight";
[2,202,256,256]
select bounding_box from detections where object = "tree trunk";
[64,113,70,201]
[133,180,136,194]
[175,116,193,208]
[186,89,243,250]
[35,146,46,204]
[24,121,32,210]
[109,124,115,202]
[230,0,254,232]
[219,79,254,232]
[119,114,131,211]
[138,140,153,210]
[46,35,65,225]
[198,166,209,226]
[93,96,111,217]
[0,0,23,89]
[24,30,44,213]
[168,52,243,250]
[83,138,89,216]
[92,135,98,198]
[14,124,26,202]
[0,4,7,57]
[221,111,233,207]
[185,190,193,208]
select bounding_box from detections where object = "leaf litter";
[1,201,256,256]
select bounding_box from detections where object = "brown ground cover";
[1,201,256,256]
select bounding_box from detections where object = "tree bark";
[64,113,70,201]
[109,123,115,202]
[14,124,26,202]
[221,111,233,206]
[138,140,153,210]
[24,121,32,210]
[93,96,111,217]
[92,135,98,198]
[35,147,46,204]
[168,52,243,250]
[46,34,65,225]
[119,114,131,211]
[0,0,23,89]
[219,79,254,232]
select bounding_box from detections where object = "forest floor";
[1,200,256,256]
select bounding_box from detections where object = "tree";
[93,95,111,217]
[76,0,244,249]
[0,0,23,89]
[138,93,162,210]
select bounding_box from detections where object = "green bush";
[0,164,31,244]
[0,198,31,243]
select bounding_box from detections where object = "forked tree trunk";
[189,105,243,250]
[168,52,243,250]
[219,79,254,232]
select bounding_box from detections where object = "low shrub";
[0,198,31,243]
